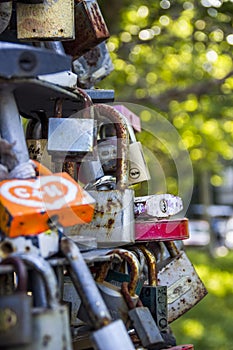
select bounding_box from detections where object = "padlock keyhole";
[19,52,37,72]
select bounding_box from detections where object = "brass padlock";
[17,0,74,40]
[63,0,110,59]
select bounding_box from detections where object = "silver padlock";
[98,110,151,185]
[67,104,135,247]
[157,241,208,323]
[18,254,72,350]
[60,237,135,350]
[73,41,114,89]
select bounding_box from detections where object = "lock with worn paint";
[16,0,75,40]
[98,112,151,185]
[67,104,135,247]
[0,171,96,237]
[60,237,135,350]
[63,0,110,59]
[157,241,208,323]
[18,254,72,350]
[0,256,32,347]
[138,245,168,332]
[73,41,114,89]
[135,217,190,241]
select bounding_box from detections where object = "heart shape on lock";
[0,175,78,210]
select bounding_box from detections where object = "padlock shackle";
[164,241,180,258]
[1,256,28,293]
[94,104,129,189]
[138,245,157,287]
[107,249,140,296]
[20,254,59,309]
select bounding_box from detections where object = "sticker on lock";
[0,172,95,237]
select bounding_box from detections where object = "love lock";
[0,171,95,237]
[19,254,72,350]
[92,249,141,324]
[0,256,32,347]
[121,282,165,350]
[157,241,208,323]
[138,245,168,332]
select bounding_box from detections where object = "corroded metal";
[17,0,74,40]
[157,243,208,323]
[63,0,110,59]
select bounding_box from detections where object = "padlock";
[19,254,72,350]
[60,237,135,350]
[98,110,151,185]
[91,249,141,324]
[0,1,12,35]
[63,0,110,59]
[157,241,208,323]
[47,99,97,164]
[121,282,165,350]
[0,256,32,347]
[134,194,183,218]
[26,111,51,169]
[161,345,194,350]
[73,41,114,89]
[137,245,168,332]
[16,0,74,40]
[135,217,190,241]
[67,104,135,247]
[0,171,96,237]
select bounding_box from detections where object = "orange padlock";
[0,172,95,237]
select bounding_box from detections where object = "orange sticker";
[0,172,95,237]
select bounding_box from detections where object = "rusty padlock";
[17,0,75,40]
[63,0,110,59]
[157,241,208,323]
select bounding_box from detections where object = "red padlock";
[135,218,189,241]
[162,345,194,350]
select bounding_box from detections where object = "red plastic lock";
[135,218,189,241]
[162,345,194,350]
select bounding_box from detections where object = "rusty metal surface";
[137,245,157,286]
[63,0,110,59]
[70,188,135,247]
[157,251,208,323]
[17,0,74,40]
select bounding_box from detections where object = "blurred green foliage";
[99,0,233,190]
[171,248,233,349]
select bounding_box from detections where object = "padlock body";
[140,285,168,331]
[0,172,95,237]
[63,0,110,59]
[66,189,135,247]
[157,251,208,323]
[17,0,74,40]
[135,218,190,241]
[128,306,165,349]
[128,141,151,185]
[0,293,32,346]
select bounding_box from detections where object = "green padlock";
[138,245,168,332]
